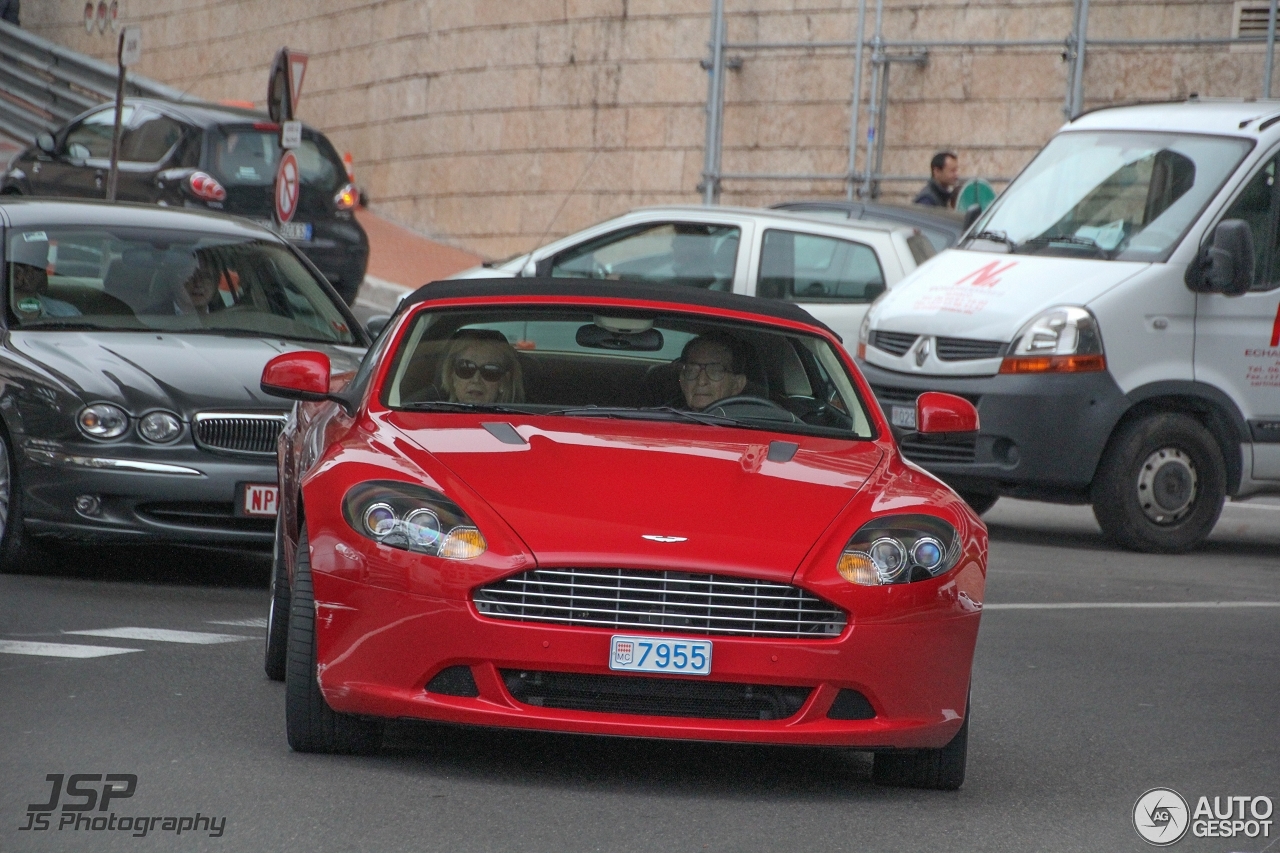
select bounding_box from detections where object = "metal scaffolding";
[700,0,1280,204]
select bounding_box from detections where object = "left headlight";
[77,403,129,440]
[138,411,183,443]
[342,481,487,559]
[836,514,960,586]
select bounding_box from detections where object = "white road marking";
[0,640,142,658]
[207,618,268,628]
[1222,503,1280,512]
[985,601,1280,611]
[64,628,252,644]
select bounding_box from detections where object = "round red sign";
[274,150,300,225]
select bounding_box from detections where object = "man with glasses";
[677,332,749,411]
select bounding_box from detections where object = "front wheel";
[285,525,384,754]
[957,491,998,516]
[1091,413,1226,553]
[0,428,38,574]
[872,706,969,790]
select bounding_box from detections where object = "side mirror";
[916,391,979,435]
[1204,219,1254,297]
[365,314,391,337]
[962,203,982,231]
[261,351,352,414]
[36,133,56,155]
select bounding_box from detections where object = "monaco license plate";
[276,221,312,242]
[609,635,712,676]
[241,483,279,517]
[891,405,917,429]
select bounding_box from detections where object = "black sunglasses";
[453,359,508,382]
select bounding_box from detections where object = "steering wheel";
[704,395,798,423]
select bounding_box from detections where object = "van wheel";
[285,526,384,754]
[957,492,998,516]
[1091,413,1225,553]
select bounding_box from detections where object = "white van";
[858,99,1280,552]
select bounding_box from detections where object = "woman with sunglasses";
[438,330,525,405]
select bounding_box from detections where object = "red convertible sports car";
[261,279,987,789]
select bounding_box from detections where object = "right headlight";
[1000,306,1105,374]
[77,403,129,440]
[342,481,487,559]
[836,514,960,586]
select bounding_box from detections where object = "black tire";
[285,525,384,754]
[0,427,38,574]
[872,705,969,790]
[957,491,998,516]
[263,514,290,681]
[1090,413,1226,553]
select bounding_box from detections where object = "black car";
[0,98,369,304]
[0,198,369,571]
[771,200,967,253]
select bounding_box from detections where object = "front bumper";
[858,361,1129,500]
[311,570,980,749]
[19,443,276,547]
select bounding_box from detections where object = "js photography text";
[17,773,227,838]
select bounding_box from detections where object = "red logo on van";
[1271,302,1280,347]
[954,260,1017,289]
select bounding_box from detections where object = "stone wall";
[24,0,1263,258]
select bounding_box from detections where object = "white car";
[450,205,936,347]
[858,99,1280,552]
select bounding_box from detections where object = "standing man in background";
[914,151,959,208]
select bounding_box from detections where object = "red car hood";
[387,415,884,577]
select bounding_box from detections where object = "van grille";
[935,336,1006,361]
[869,330,917,356]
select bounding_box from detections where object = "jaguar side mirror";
[36,133,56,155]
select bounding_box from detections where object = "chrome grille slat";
[474,568,846,638]
[869,330,917,356]
[935,336,1006,361]
[192,412,286,456]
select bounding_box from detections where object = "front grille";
[935,336,1006,361]
[869,330,917,356]
[474,568,846,638]
[192,413,286,456]
[899,435,978,464]
[502,670,812,720]
[136,501,275,532]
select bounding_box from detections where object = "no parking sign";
[274,150,300,225]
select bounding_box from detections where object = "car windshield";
[5,226,357,344]
[966,130,1252,261]
[381,307,874,440]
[209,129,346,192]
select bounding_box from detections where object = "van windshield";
[966,131,1252,262]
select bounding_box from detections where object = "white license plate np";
[609,635,712,676]
[242,483,279,517]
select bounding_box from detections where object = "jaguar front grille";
[474,568,846,638]
[192,412,286,456]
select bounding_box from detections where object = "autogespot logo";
[1134,788,1190,846]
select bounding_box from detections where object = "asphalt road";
[1,498,1277,853]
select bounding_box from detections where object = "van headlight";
[836,515,960,585]
[343,481,486,559]
[1000,306,1105,374]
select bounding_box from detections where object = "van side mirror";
[1202,219,1254,297]
[962,203,982,231]
[36,133,55,155]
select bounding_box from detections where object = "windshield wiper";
[398,401,531,414]
[548,405,740,427]
[968,230,1017,252]
[20,320,119,331]
[1016,234,1113,259]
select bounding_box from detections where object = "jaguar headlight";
[343,481,485,559]
[77,403,129,440]
[138,411,182,443]
[837,515,959,585]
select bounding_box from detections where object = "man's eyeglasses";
[453,359,509,382]
[679,361,731,382]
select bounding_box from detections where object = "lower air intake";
[501,670,812,721]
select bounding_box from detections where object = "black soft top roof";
[399,278,840,341]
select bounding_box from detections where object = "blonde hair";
[439,332,525,403]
